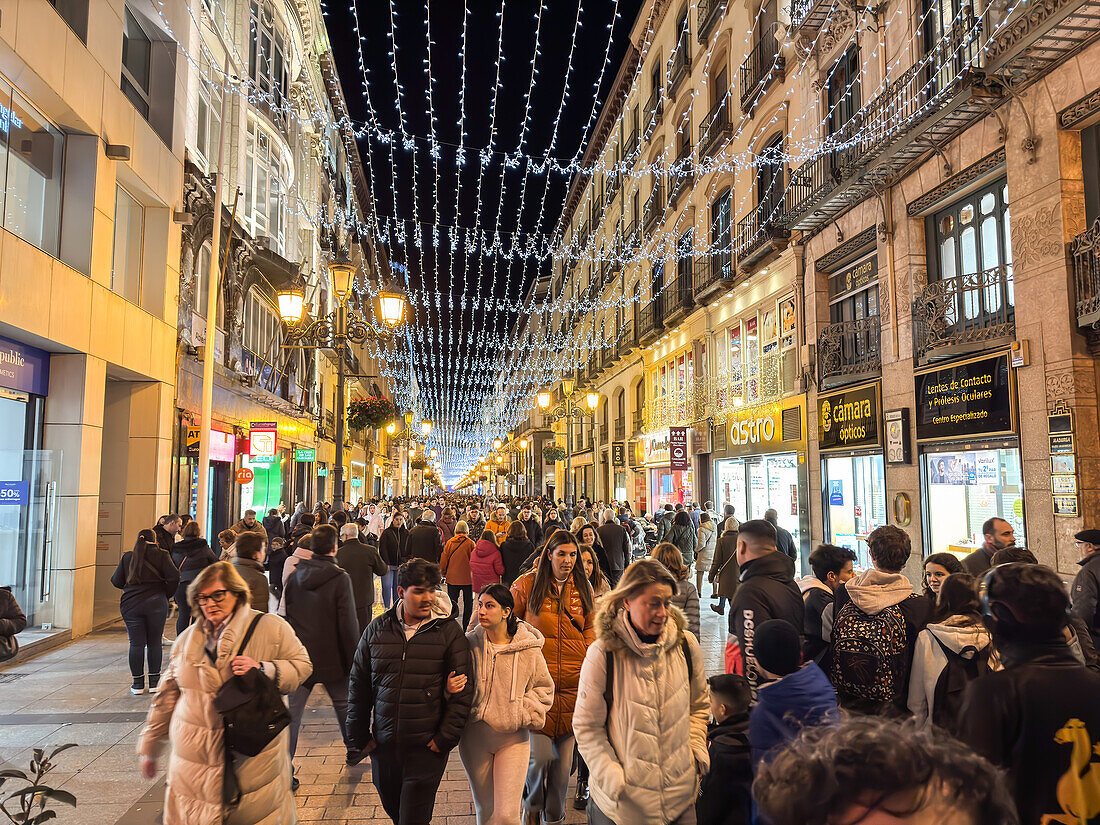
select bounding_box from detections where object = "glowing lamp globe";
[537,391,552,409]
[277,285,305,324]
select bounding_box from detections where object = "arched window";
[242,288,283,389]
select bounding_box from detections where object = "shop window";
[922,446,1025,555]
[715,453,803,574]
[824,453,887,568]
[826,46,860,139]
[121,8,151,118]
[111,185,143,305]
[0,85,64,258]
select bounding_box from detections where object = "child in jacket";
[697,673,753,825]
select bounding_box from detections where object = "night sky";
[325,1,645,479]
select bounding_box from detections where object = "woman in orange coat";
[441,521,476,627]
[511,528,595,825]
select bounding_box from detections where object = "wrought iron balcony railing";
[699,95,733,158]
[632,410,645,435]
[817,316,882,386]
[694,249,735,301]
[644,182,666,232]
[644,88,664,137]
[1072,218,1100,332]
[623,128,639,162]
[669,31,691,96]
[615,420,626,440]
[617,319,636,359]
[624,219,640,253]
[913,265,1015,362]
[736,197,790,264]
[638,298,664,343]
[740,24,784,111]
[698,0,728,42]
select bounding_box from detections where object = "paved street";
[0,594,728,825]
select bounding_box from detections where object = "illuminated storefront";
[640,430,695,513]
[712,395,809,571]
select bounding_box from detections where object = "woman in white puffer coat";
[574,558,709,825]
[138,562,312,825]
[458,582,555,825]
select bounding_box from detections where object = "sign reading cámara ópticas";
[914,354,1014,442]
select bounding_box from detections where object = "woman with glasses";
[138,561,311,824]
[111,528,180,695]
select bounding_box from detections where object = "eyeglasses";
[196,589,231,605]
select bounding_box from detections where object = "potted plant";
[347,397,397,431]
[410,456,429,471]
[543,444,567,463]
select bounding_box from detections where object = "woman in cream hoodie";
[458,583,554,825]
[907,572,992,729]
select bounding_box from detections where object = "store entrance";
[715,453,802,562]
[823,451,887,569]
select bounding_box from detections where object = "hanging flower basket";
[347,397,396,431]
[495,467,507,476]
[543,444,567,463]
[410,456,429,471]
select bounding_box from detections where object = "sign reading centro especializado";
[914,354,1013,442]
[819,382,881,451]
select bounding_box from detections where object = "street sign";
[295,448,316,462]
[249,421,278,458]
[236,468,254,484]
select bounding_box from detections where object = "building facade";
[508,0,1100,580]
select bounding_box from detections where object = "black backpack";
[213,614,290,758]
[930,634,990,733]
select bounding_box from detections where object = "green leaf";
[39,791,74,808]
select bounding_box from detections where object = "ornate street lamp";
[278,253,406,510]
[535,380,599,505]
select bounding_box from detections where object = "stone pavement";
[0,590,729,825]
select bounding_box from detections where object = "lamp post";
[278,254,406,512]
[537,380,599,505]
[385,415,431,500]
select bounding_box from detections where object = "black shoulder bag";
[213,613,290,806]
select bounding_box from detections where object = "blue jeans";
[381,566,400,608]
[122,595,169,678]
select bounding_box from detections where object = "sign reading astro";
[914,355,1013,442]
[819,382,882,451]
[722,396,806,457]
[249,421,278,459]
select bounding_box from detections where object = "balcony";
[789,0,835,36]
[669,32,691,97]
[632,410,645,435]
[984,0,1100,86]
[817,316,882,388]
[638,298,664,345]
[624,219,640,254]
[913,265,1015,363]
[615,420,626,440]
[699,96,733,158]
[698,0,728,42]
[605,173,620,208]
[669,145,694,206]
[786,9,996,233]
[663,266,696,326]
[1071,219,1100,352]
[644,89,664,138]
[599,424,610,442]
[624,128,639,162]
[740,24,785,112]
[644,183,666,232]
[693,249,735,303]
[599,346,614,371]
[736,198,790,271]
[617,319,637,359]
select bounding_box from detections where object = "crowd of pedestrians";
[91,492,1100,825]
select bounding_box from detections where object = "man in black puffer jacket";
[405,510,444,564]
[346,558,472,825]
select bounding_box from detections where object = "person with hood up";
[471,530,506,594]
[694,513,717,596]
[229,533,270,613]
[511,530,596,825]
[137,562,312,824]
[284,524,361,769]
[830,525,930,716]
[171,521,217,634]
[747,619,837,769]
[442,522,476,628]
[500,520,535,587]
[696,674,753,825]
[726,520,803,697]
[907,572,992,730]
[573,558,709,825]
[438,506,458,545]
[262,508,285,543]
[406,509,444,565]
[378,512,409,609]
[365,503,386,542]
[455,584,554,825]
[798,544,856,661]
[346,559,473,825]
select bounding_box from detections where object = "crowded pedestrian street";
[0,592,730,825]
